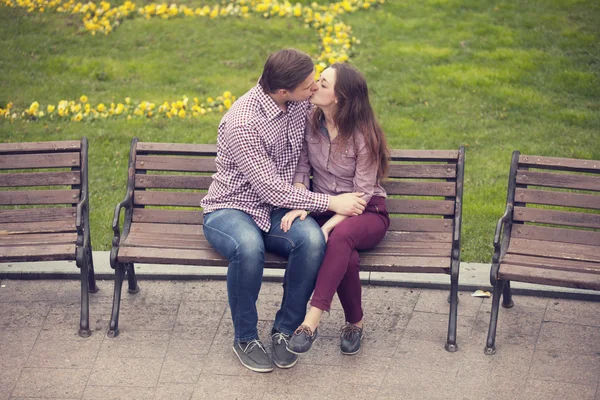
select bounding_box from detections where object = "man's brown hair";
[259,48,314,93]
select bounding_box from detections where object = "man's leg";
[265,208,326,335]
[203,209,273,372]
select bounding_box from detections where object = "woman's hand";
[321,225,333,243]
[280,209,308,233]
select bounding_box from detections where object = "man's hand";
[280,209,308,232]
[328,192,367,216]
[293,182,307,190]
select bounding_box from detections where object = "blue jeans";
[203,208,326,342]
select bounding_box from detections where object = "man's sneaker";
[286,325,318,354]
[271,331,299,369]
[232,339,273,373]
[340,324,363,355]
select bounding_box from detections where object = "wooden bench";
[485,151,600,354]
[109,138,465,351]
[0,139,97,337]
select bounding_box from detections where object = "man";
[201,48,366,373]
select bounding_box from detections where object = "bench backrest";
[128,140,464,243]
[507,152,600,247]
[0,140,86,236]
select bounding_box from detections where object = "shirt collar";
[253,84,286,121]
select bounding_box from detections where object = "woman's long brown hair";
[310,63,390,180]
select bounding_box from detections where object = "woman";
[280,63,390,355]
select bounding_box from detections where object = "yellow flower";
[47,105,55,113]
[224,99,232,109]
[115,103,125,115]
[125,97,131,105]
[80,95,88,103]
[223,91,231,99]
[72,112,83,122]
[97,103,106,112]
[207,97,214,104]
[178,109,186,118]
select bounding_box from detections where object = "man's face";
[283,70,319,102]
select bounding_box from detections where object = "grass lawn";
[1,0,598,262]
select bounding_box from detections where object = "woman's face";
[310,67,337,109]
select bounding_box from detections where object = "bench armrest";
[75,191,90,247]
[492,204,513,265]
[112,192,133,242]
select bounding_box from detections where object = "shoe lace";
[340,324,362,340]
[272,332,290,345]
[242,339,267,353]
[294,324,315,337]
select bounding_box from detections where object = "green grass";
[1,0,599,261]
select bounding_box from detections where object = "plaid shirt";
[201,85,330,232]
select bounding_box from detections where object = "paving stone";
[167,337,213,356]
[0,302,50,328]
[471,302,546,348]
[173,301,227,336]
[380,364,457,392]
[159,353,205,384]
[402,311,474,344]
[0,279,85,303]
[88,356,163,387]
[201,343,260,377]
[118,303,179,332]
[193,374,267,399]
[0,327,40,359]
[120,281,185,305]
[12,367,89,398]
[263,364,342,398]
[82,385,155,399]
[26,339,101,368]
[298,336,343,366]
[394,339,465,374]
[413,289,482,317]
[0,365,23,400]
[520,380,596,400]
[455,342,533,395]
[100,330,170,359]
[537,321,600,354]
[182,280,229,302]
[40,301,112,341]
[339,354,393,386]
[529,350,600,386]
[154,383,195,400]
[544,298,600,327]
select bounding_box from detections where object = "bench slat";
[511,225,600,246]
[137,142,217,156]
[132,209,203,224]
[135,174,213,190]
[0,244,76,262]
[118,246,287,267]
[358,255,450,273]
[383,181,456,197]
[499,263,600,291]
[502,254,600,275]
[513,207,600,229]
[516,170,600,192]
[134,191,203,207]
[381,231,452,242]
[389,218,453,232]
[0,141,81,154]
[519,155,600,173]
[0,208,76,223]
[0,232,78,246]
[386,199,454,215]
[130,223,202,235]
[515,188,600,210]
[0,171,80,187]
[0,221,76,234]
[0,190,80,205]
[136,156,216,172]
[507,238,600,262]
[0,153,81,170]
[388,164,456,179]
[390,150,458,161]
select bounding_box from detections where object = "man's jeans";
[203,208,326,342]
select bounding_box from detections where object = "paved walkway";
[1,278,600,400]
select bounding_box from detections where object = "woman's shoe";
[286,325,318,354]
[340,324,363,355]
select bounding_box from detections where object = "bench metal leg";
[445,274,459,352]
[126,263,140,294]
[77,248,92,338]
[484,280,504,355]
[502,280,514,308]
[87,244,98,294]
[108,264,126,338]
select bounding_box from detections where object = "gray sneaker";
[232,339,273,373]
[286,325,318,354]
[340,324,364,355]
[271,331,299,369]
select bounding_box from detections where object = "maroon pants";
[310,196,390,324]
